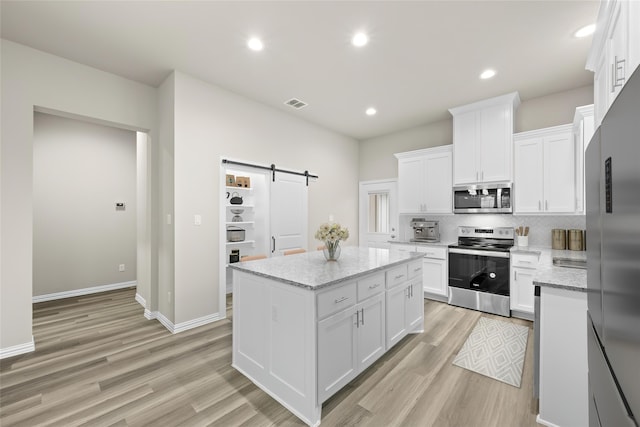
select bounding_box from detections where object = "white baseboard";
[135,293,147,308]
[144,309,157,320]
[0,337,35,359]
[536,414,561,427]
[154,311,223,334]
[33,281,137,303]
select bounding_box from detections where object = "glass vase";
[323,241,341,261]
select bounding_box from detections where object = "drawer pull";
[520,260,532,264]
[395,274,405,280]
[413,267,421,272]
[368,283,381,289]
[334,296,349,304]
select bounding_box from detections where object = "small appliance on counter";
[227,226,246,242]
[410,218,440,242]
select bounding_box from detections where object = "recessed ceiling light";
[574,24,595,38]
[365,107,377,116]
[352,32,369,47]
[247,37,264,51]
[480,69,496,80]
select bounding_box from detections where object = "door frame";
[358,179,398,248]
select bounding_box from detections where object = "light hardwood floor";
[0,288,540,426]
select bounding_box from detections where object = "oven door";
[448,248,510,296]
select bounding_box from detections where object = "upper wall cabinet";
[587,0,640,126]
[514,124,576,214]
[573,105,595,214]
[395,145,452,214]
[449,92,520,185]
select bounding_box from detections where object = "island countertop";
[228,246,423,290]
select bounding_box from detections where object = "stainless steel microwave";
[453,183,512,214]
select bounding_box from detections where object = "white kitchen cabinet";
[317,302,358,402]
[386,278,423,349]
[415,245,448,301]
[449,92,520,185]
[573,105,595,214]
[395,145,452,214]
[510,252,539,319]
[514,124,576,214]
[317,291,386,403]
[587,0,640,126]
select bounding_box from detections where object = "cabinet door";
[405,281,424,332]
[607,0,628,105]
[398,157,425,213]
[543,132,575,213]
[510,267,535,313]
[514,138,544,213]
[385,284,408,348]
[480,104,512,183]
[422,258,448,297]
[356,293,386,371]
[425,150,452,213]
[317,308,357,403]
[453,111,478,185]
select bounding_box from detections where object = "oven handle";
[448,248,510,258]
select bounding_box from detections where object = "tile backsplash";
[400,214,586,247]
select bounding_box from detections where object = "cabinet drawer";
[511,252,539,269]
[386,264,408,289]
[416,245,447,260]
[357,272,385,302]
[317,282,357,319]
[407,260,423,279]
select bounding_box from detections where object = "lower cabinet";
[386,279,423,349]
[510,251,539,319]
[416,245,448,300]
[317,292,386,403]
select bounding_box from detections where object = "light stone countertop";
[511,245,587,292]
[228,246,424,291]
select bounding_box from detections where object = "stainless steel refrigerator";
[586,66,640,427]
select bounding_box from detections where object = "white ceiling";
[0,1,599,140]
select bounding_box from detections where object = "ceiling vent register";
[284,98,308,109]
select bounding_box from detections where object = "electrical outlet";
[119,264,125,272]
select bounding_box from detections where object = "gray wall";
[358,85,594,181]
[33,112,137,296]
[1,39,157,351]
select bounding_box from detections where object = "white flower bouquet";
[315,222,349,260]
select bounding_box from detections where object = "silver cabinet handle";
[368,283,381,289]
[481,171,484,182]
[515,270,518,281]
[413,267,421,272]
[355,309,360,328]
[538,200,541,211]
[361,308,365,326]
[334,296,349,304]
[390,235,396,239]
[545,200,549,211]
[271,236,276,253]
[395,274,405,280]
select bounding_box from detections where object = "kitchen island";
[229,247,424,426]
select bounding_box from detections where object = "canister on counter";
[568,229,584,251]
[552,229,567,250]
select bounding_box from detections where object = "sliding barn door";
[270,173,308,255]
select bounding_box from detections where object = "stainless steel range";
[448,226,514,317]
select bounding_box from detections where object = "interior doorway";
[359,179,398,248]
[32,111,150,312]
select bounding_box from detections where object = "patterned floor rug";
[453,317,529,388]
